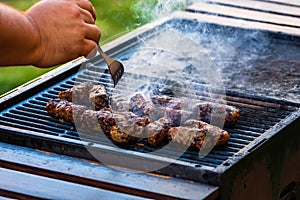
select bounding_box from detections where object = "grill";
[0,0,299,199]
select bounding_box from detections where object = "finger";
[80,39,98,57]
[76,0,97,20]
[86,45,98,59]
[84,24,101,44]
[81,8,95,24]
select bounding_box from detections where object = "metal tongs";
[97,45,124,87]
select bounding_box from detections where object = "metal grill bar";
[0,66,298,170]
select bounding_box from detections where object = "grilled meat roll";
[110,125,135,144]
[46,99,115,134]
[89,84,109,110]
[194,102,240,127]
[167,120,229,151]
[151,95,181,110]
[164,108,194,127]
[46,99,87,123]
[146,118,171,147]
[129,93,154,117]
[110,112,151,144]
[58,82,109,111]
[151,95,240,127]
[183,119,230,150]
[58,82,94,104]
[94,109,116,135]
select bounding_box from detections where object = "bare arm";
[0,0,100,68]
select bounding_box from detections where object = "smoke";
[132,0,198,23]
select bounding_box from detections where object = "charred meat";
[46,99,87,123]
[110,112,151,144]
[146,118,171,147]
[194,102,240,127]
[58,82,109,110]
[46,98,115,134]
[151,95,181,110]
[47,83,236,150]
[58,82,94,105]
[129,93,154,117]
[151,95,240,127]
[89,84,109,110]
[167,119,230,150]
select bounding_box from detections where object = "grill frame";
[0,11,299,187]
[0,0,300,199]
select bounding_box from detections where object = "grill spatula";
[97,45,124,87]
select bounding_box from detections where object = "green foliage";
[0,0,184,95]
[1,0,38,10]
[0,0,144,95]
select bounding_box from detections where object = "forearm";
[0,3,39,66]
[0,0,100,68]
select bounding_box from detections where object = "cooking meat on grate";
[129,93,154,117]
[194,102,240,127]
[46,99,115,134]
[129,93,188,124]
[145,117,230,150]
[151,95,240,127]
[151,95,182,110]
[58,82,93,103]
[110,112,151,144]
[164,107,195,127]
[146,118,171,147]
[58,82,109,110]
[46,98,150,144]
[46,98,88,124]
[47,83,235,150]
[89,83,110,111]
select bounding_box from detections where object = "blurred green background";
[0,0,161,96]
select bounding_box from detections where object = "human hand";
[25,0,101,67]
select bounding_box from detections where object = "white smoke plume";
[132,0,200,23]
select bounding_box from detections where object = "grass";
[0,0,146,95]
[0,0,185,95]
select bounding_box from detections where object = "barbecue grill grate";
[0,64,298,170]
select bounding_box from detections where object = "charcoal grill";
[0,0,299,199]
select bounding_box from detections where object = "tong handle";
[97,45,114,65]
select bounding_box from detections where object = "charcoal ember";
[185,119,230,149]
[146,118,171,147]
[194,102,241,127]
[58,82,109,111]
[46,99,87,123]
[58,82,94,105]
[89,84,109,110]
[129,93,154,117]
